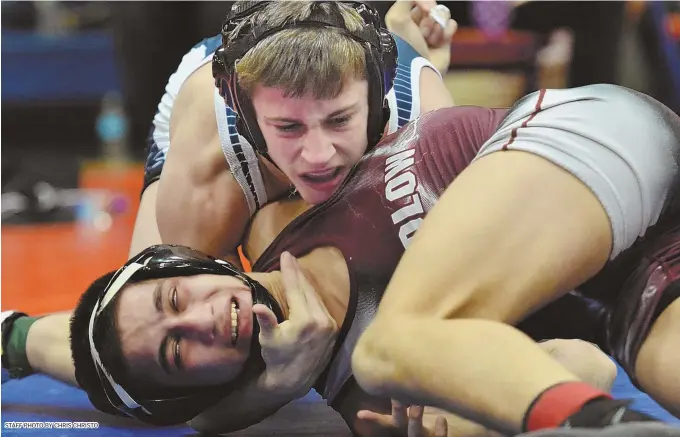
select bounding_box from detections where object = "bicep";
[156,141,250,260]
[128,181,162,257]
[155,66,251,259]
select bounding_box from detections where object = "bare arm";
[419,66,455,113]
[385,0,456,113]
[156,64,250,264]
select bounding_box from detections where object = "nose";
[300,128,335,166]
[169,302,216,343]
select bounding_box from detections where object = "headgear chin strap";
[87,244,284,426]
[212,1,398,164]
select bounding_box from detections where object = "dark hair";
[69,270,130,416]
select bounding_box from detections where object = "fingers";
[410,2,426,24]
[285,252,336,325]
[252,304,278,340]
[278,252,337,344]
[407,405,425,437]
[356,410,393,428]
[420,4,455,48]
[280,251,308,315]
[392,400,409,430]
[443,18,458,41]
[420,16,442,47]
[358,402,444,437]
[433,415,448,437]
[390,0,421,16]
[291,255,334,320]
[412,0,438,16]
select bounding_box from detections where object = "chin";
[301,192,332,205]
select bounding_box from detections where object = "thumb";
[413,0,437,14]
[280,251,299,292]
[253,304,278,339]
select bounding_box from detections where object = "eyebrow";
[153,282,172,374]
[264,103,358,124]
[153,282,162,313]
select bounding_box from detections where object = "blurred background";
[2,0,680,316]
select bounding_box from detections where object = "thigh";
[582,220,680,379]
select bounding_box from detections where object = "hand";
[253,252,338,398]
[358,400,449,437]
[385,1,458,73]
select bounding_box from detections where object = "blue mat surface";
[1,365,678,436]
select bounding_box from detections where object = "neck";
[247,248,350,330]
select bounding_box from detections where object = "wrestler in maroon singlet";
[251,104,680,409]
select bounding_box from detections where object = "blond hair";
[231,2,368,99]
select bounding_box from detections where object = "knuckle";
[385,12,410,29]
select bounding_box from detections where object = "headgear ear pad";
[73,244,284,426]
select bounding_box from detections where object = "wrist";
[2,312,37,379]
[256,370,314,399]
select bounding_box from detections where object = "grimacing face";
[252,79,370,205]
[115,274,255,388]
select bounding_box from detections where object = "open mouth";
[301,167,342,185]
[230,299,240,346]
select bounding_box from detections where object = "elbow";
[352,318,404,397]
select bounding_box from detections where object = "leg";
[539,339,617,393]
[354,85,680,432]
[637,298,680,418]
[414,339,618,437]
[607,221,680,418]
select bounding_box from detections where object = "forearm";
[26,312,77,386]
[189,382,292,434]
